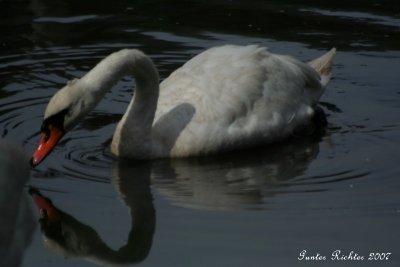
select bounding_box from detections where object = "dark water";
[1,0,400,266]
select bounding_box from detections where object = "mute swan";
[31,45,336,166]
[0,140,35,267]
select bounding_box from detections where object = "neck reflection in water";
[30,133,322,266]
[29,161,155,266]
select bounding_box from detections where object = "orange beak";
[30,125,64,167]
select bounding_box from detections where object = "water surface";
[0,1,399,266]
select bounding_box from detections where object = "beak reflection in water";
[27,166,155,266]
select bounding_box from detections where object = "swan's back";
[150,45,335,157]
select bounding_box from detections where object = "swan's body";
[31,45,336,165]
[0,141,35,267]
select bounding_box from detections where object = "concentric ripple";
[0,39,199,188]
[2,37,400,210]
[0,46,135,183]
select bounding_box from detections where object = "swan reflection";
[30,161,155,266]
[151,135,320,210]
[30,134,320,265]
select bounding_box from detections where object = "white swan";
[31,45,336,166]
[0,140,35,267]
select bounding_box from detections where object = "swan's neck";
[80,49,159,158]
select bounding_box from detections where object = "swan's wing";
[153,45,323,156]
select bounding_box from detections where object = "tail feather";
[308,48,336,87]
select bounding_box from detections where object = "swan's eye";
[41,107,70,137]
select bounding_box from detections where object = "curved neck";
[79,49,159,158]
[81,49,159,101]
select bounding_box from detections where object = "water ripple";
[1,42,398,210]
[286,170,370,186]
[0,46,127,183]
[33,15,104,24]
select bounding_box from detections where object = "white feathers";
[152,45,335,157]
[44,45,336,159]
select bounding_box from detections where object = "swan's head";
[31,79,92,167]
